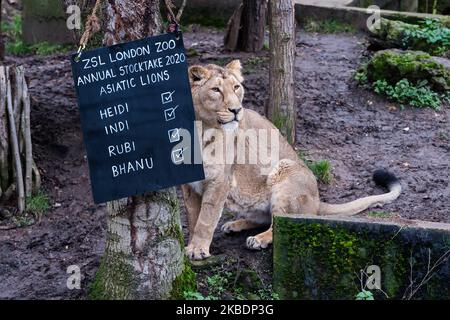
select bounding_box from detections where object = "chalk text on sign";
[77,68,117,86]
[100,78,137,96]
[105,120,130,135]
[108,141,136,157]
[100,102,130,120]
[140,70,170,87]
[112,157,154,178]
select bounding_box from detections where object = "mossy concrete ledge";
[273,214,450,300]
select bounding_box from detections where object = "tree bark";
[90,0,195,300]
[267,0,296,144]
[0,0,4,61]
[224,0,268,52]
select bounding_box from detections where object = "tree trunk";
[224,0,268,52]
[267,0,296,144]
[90,0,195,300]
[0,66,40,212]
[0,0,4,61]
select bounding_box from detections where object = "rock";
[371,18,414,47]
[190,254,228,269]
[369,18,449,56]
[366,49,450,92]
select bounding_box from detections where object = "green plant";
[11,214,35,227]
[299,152,332,184]
[309,160,332,184]
[247,56,267,66]
[183,291,207,300]
[207,273,229,298]
[257,286,280,300]
[366,211,393,218]
[243,56,268,74]
[26,190,50,218]
[402,19,450,56]
[2,14,22,39]
[354,69,368,84]
[304,19,356,34]
[214,57,229,66]
[186,47,199,57]
[356,290,375,300]
[373,78,442,110]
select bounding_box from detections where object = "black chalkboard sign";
[71,33,204,203]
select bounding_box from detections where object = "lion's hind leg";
[246,228,273,250]
[246,159,320,250]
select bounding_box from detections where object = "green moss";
[366,49,449,93]
[271,110,295,145]
[273,216,450,300]
[170,258,197,300]
[274,218,363,299]
[89,250,135,300]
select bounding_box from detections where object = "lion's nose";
[228,108,242,115]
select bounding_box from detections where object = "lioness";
[181,60,402,260]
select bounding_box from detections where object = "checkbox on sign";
[164,105,179,121]
[168,128,180,143]
[172,148,186,164]
[161,91,175,104]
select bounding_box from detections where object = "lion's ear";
[188,65,210,86]
[226,60,243,83]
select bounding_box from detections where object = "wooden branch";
[18,66,33,197]
[32,160,41,194]
[0,67,9,192]
[176,0,187,22]
[224,3,243,51]
[4,67,25,214]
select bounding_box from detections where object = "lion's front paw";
[246,234,272,250]
[185,244,211,260]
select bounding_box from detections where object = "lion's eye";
[211,87,220,93]
[234,85,240,91]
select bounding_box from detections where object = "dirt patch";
[0,26,448,299]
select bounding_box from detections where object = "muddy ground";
[0,26,448,299]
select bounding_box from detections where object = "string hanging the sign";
[75,0,103,62]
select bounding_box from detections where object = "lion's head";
[188,60,244,131]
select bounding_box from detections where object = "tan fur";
[182,60,402,260]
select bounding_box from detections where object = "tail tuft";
[373,169,399,189]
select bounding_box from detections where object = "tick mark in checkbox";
[172,147,187,164]
[161,91,175,104]
[164,105,179,121]
[168,128,181,143]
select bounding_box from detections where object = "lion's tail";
[318,169,402,216]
